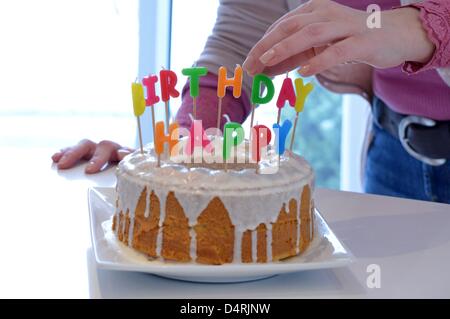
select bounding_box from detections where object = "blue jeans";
[364,101,450,204]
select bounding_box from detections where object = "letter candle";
[217,65,243,129]
[250,74,275,134]
[131,81,146,154]
[290,78,314,151]
[182,67,208,120]
[273,119,293,157]
[160,69,180,130]
[251,124,272,173]
[155,121,179,167]
[276,74,296,125]
[223,122,245,171]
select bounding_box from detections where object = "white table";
[1,147,449,298]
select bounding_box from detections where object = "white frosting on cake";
[114,139,314,263]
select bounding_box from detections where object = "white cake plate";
[88,187,354,283]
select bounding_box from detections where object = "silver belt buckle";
[398,116,446,166]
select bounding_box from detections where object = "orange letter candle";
[217,65,243,98]
[155,121,179,159]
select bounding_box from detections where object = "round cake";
[112,141,315,265]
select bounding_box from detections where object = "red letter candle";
[251,124,272,163]
[142,75,160,106]
[160,70,180,102]
[276,77,296,108]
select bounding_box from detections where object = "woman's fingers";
[52,140,133,174]
[259,22,353,68]
[299,36,364,76]
[85,140,121,174]
[51,148,69,163]
[52,139,131,174]
[261,49,315,77]
[56,139,96,169]
[243,13,322,75]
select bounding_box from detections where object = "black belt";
[372,97,450,166]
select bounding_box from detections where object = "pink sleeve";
[175,73,252,129]
[402,0,450,74]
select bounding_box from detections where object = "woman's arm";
[175,0,289,129]
[402,0,450,74]
[243,0,436,78]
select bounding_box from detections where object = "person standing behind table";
[240,0,450,203]
[52,0,450,204]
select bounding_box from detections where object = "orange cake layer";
[113,185,314,264]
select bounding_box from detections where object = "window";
[0,0,140,149]
[170,0,219,117]
[170,0,342,189]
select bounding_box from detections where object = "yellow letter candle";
[131,82,146,154]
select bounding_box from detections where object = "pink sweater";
[176,0,450,129]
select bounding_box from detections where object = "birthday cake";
[112,139,315,265]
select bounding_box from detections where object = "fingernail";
[117,149,131,159]
[243,57,256,74]
[85,161,96,173]
[58,155,68,164]
[298,64,310,76]
[260,49,275,64]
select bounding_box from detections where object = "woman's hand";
[243,0,435,77]
[51,139,133,174]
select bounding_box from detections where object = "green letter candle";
[182,67,208,98]
[251,74,275,105]
[223,122,245,160]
